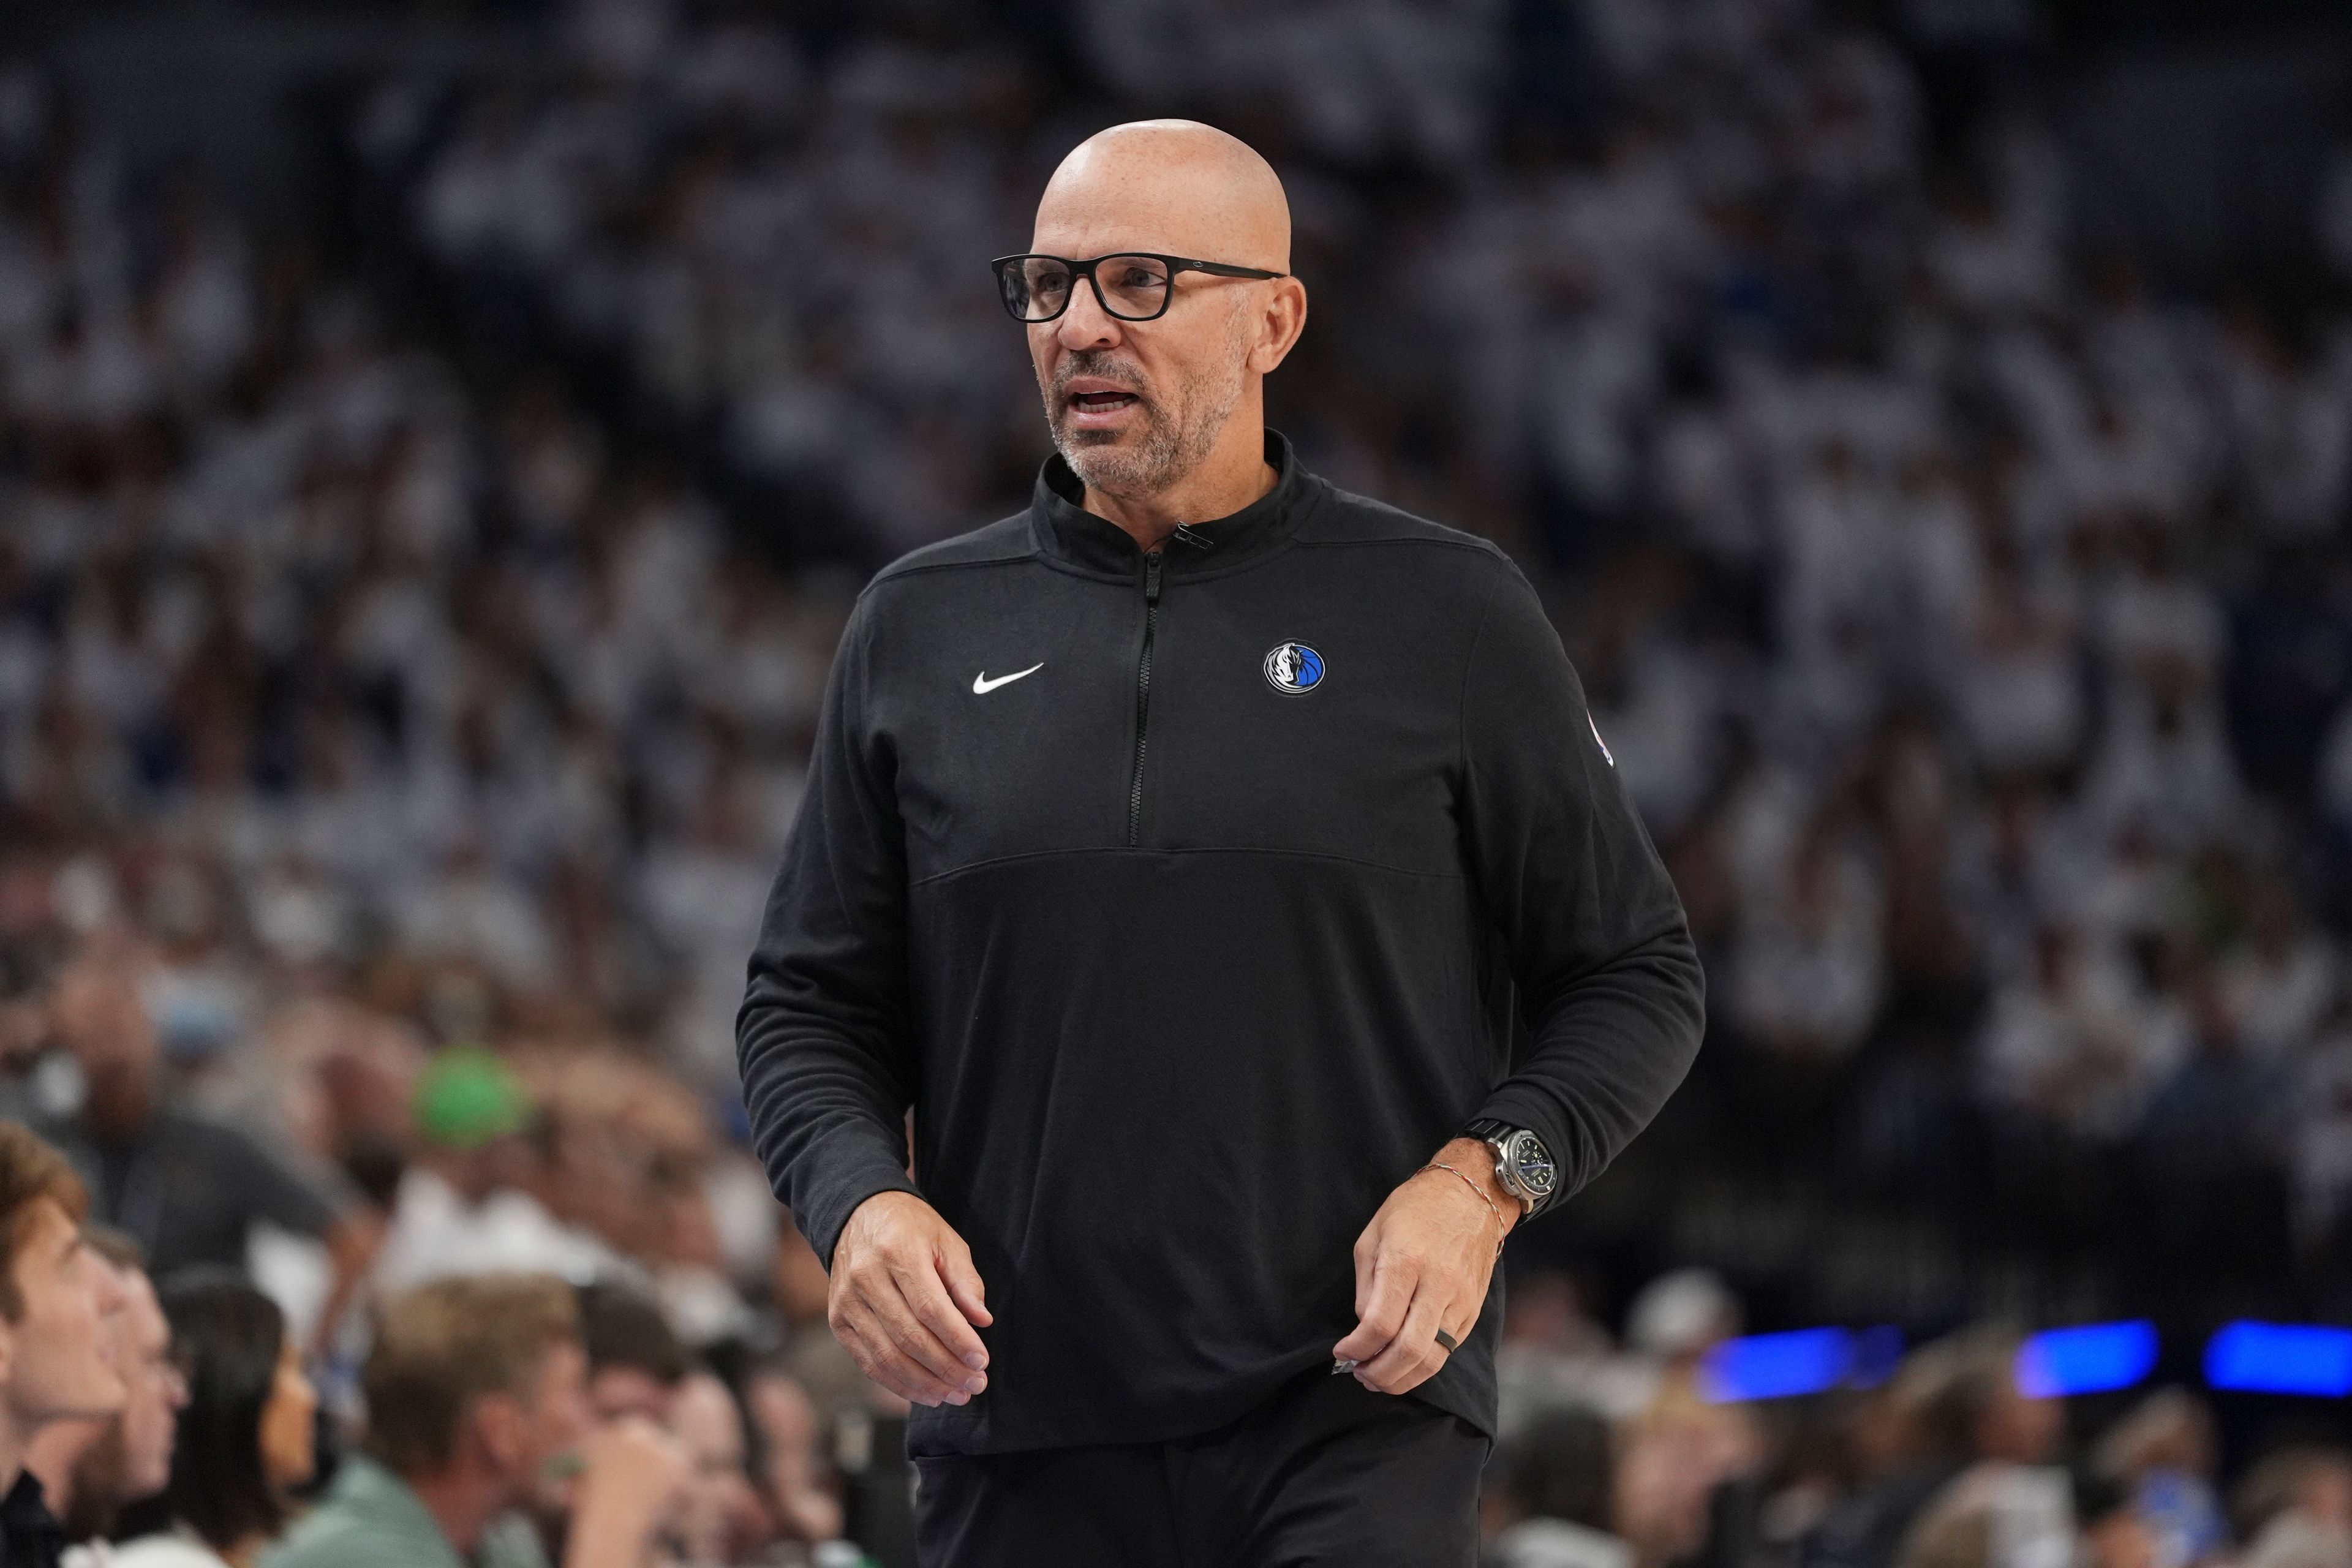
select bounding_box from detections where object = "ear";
[1246,277,1308,376]
[472,1392,528,1477]
[0,1315,15,1388]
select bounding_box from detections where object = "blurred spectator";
[1890,1335,2068,1568]
[2094,1390,2226,1568]
[665,1373,759,1568]
[2231,1450,2352,1568]
[36,954,375,1343]
[579,1283,691,1425]
[737,1363,843,1558]
[2073,1467,2162,1568]
[371,1047,606,1298]
[111,1272,314,1567]
[266,1272,682,1568]
[0,1119,127,1568]
[24,1230,183,1555]
[1482,1404,1629,1568]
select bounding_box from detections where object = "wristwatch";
[1464,1119,1558,1217]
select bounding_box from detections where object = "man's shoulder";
[1294,478,1514,570]
[862,511,1036,597]
[263,1513,444,1568]
[262,1469,465,1568]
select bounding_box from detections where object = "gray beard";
[1046,348,1245,500]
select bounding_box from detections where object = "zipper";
[1127,550,1163,847]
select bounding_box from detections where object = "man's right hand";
[828,1191,992,1408]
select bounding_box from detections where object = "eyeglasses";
[990,252,1287,323]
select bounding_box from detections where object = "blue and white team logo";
[1262,641,1325,695]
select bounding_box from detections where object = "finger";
[866,1268,989,1393]
[905,1253,991,1370]
[837,1301,969,1407]
[1355,1280,1450,1394]
[938,1237,994,1332]
[1332,1252,1415,1363]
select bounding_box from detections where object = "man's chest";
[868,564,1479,882]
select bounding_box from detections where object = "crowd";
[360,0,2352,1313]
[0,0,2348,1562]
[1477,1265,2352,1568]
[4,1104,2352,1568]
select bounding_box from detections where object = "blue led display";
[1700,1327,1855,1403]
[2204,1322,2352,1396]
[2013,1321,2158,1398]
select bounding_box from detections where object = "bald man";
[739,120,1704,1565]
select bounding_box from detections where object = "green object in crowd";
[413,1045,529,1150]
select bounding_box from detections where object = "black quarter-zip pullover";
[737,431,1705,1457]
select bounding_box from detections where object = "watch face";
[1511,1134,1558,1196]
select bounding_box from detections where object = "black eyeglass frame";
[990,252,1288,323]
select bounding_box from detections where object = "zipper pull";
[1145,551,1163,604]
[1172,522,1213,551]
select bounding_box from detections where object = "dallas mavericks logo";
[1262,641,1325,695]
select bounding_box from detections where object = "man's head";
[579,1281,690,1425]
[1022,120,1306,503]
[48,957,160,1136]
[0,1120,125,1442]
[50,1234,183,1536]
[364,1273,589,1512]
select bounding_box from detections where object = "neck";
[1082,413,1275,553]
[403,1464,507,1556]
[0,1403,33,1503]
[19,1423,80,1520]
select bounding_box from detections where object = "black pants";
[911,1365,1490,1567]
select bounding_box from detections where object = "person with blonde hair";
[265,1273,684,1568]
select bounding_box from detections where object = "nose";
[1052,273,1124,353]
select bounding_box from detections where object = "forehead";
[123,1274,167,1346]
[1030,159,1247,260]
[17,1199,75,1259]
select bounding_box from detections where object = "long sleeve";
[1457,565,1706,1208]
[737,594,924,1269]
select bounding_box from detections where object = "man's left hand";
[1332,1137,1517,1395]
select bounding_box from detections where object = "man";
[39,953,376,1344]
[25,1232,185,1555]
[0,1121,129,1568]
[737,120,1705,1563]
[579,1283,692,1426]
[264,1273,685,1568]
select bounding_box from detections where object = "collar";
[323,1458,469,1568]
[1028,429,1314,580]
[1,1469,64,1562]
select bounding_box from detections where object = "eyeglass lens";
[1003,255,1174,321]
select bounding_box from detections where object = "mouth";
[1060,376,1144,431]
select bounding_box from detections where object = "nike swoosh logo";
[972,663,1044,694]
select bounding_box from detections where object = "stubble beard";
[1044,341,1247,502]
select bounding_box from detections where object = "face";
[589,1364,674,1427]
[0,1202,127,1428]
[2083,1513,2160,1568]
[747,1373,817,1502]
[1027,254,1256,499]
[256,1330,317,1496]
[1023,140,1299,501]
[108,1272,184,1501]
[496,1340,593,1512]
[668,1374,756,1565]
